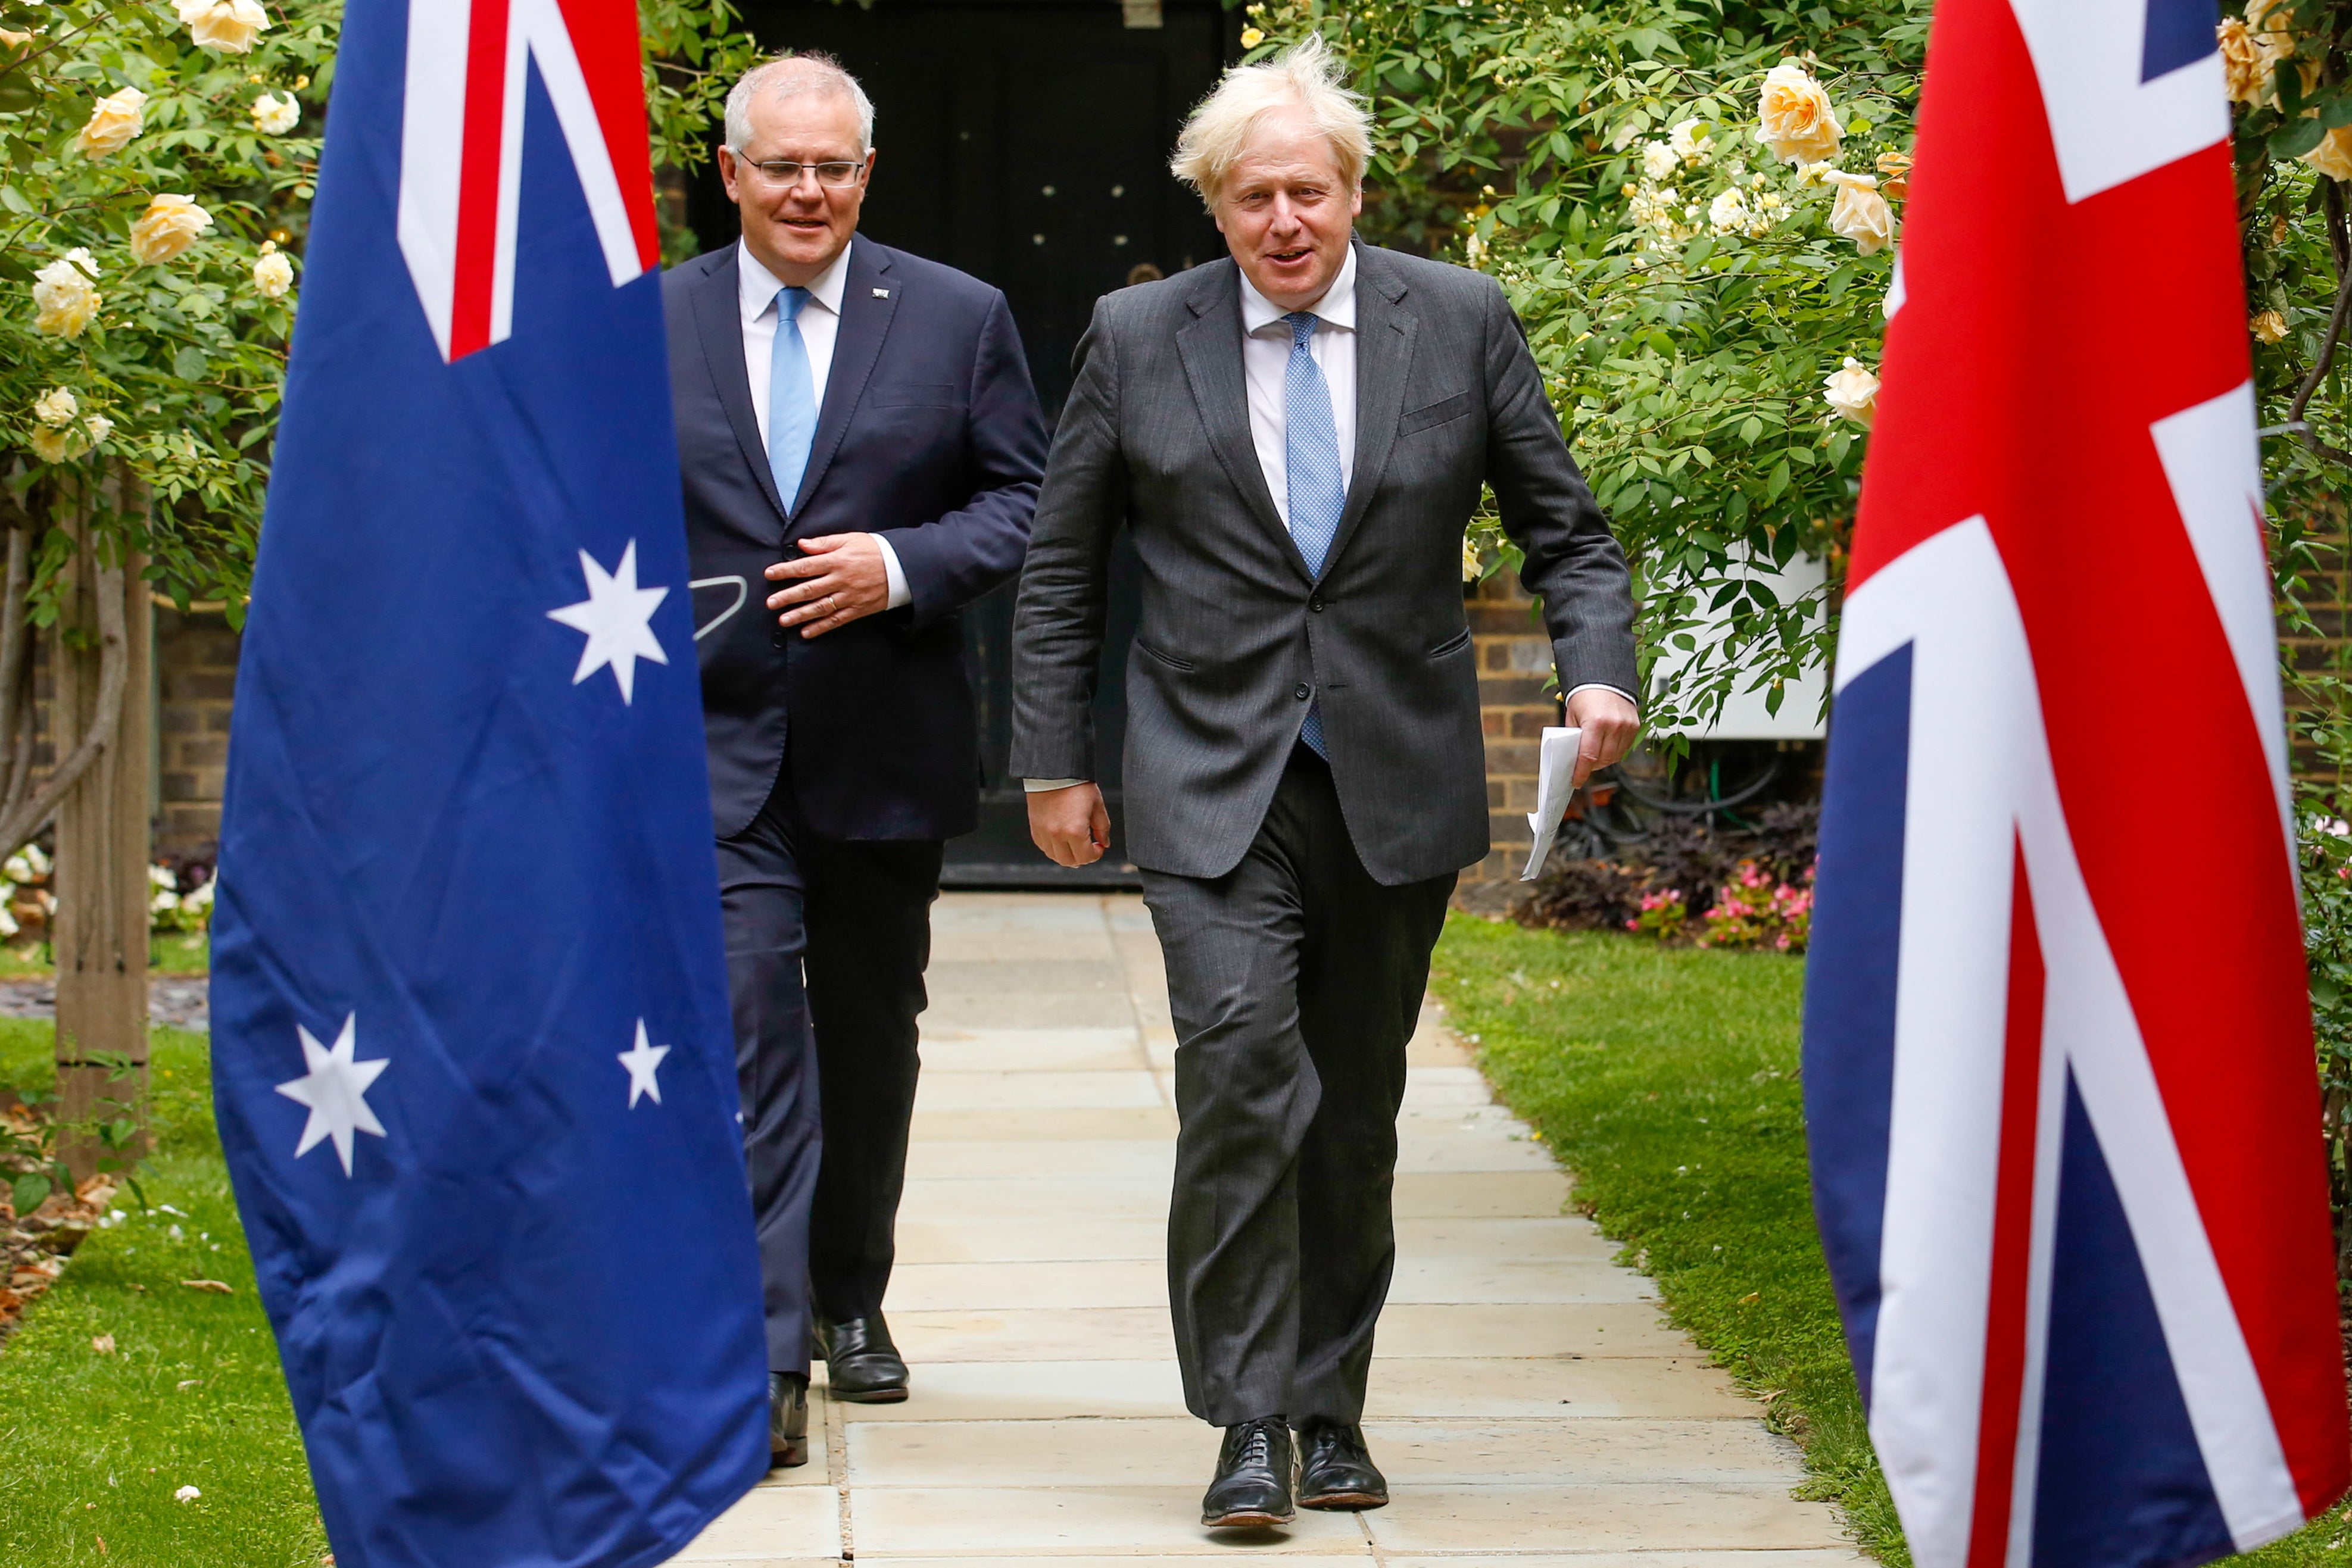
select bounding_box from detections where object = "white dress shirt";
[1239,245,1358,524]
[1024,248,1630,792]
[738,238,909,609]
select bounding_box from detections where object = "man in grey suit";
[1009,35,1640,1528]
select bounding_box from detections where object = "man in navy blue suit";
[663,52,1046,1466]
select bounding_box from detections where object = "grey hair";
[1169,32,1371,208]
[724,52,876,155]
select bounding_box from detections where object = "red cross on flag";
[394,0,659,361]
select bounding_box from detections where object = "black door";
[695,0,1232,885]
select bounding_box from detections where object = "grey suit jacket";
[1007,242,1638,886]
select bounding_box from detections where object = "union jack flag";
[1802,0,2351,1560]
[394,0,657,360]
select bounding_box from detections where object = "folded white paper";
[1521,726,1583,881]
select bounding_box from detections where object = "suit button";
[1294,683,1311,701]
[1309,596,1325,613]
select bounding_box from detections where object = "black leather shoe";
[816,1313,910,1404]
[768,1372,809,1469]
[1297,1420,1387,1510]
[1201,1416,1295,1528]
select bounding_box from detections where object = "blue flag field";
[208,0,772,1560]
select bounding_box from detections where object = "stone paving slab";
[670,894,1862,1566]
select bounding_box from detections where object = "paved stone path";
[675,892,1863,1566]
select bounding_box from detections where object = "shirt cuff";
[876,536,912,610]
[1563,682,1639,712]
[1023,778,1089,792]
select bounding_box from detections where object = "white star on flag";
[547,541,669,703]
[619,1019,670,1108]
[274,1014,389,1177]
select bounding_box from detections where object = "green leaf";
[173,346,210,382]
[2270,116,2328,160]
[11,1172,49,1216]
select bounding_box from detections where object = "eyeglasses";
[737,157,866,189]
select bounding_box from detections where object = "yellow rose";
[173,0,270,53]
[31,388,79,427]
[1239,25,1265,46]
[2303,124,2352,182]
[31,253,100,338]
[1874,148,1912,199]
[76,87,146,158]
[0,26,32,48]
[2217,18,2265,102]
[1822,169,1896,255]
[1461,538,1483,582]
[2251,309,2288,342]
[1823,357,1879,428]
[129,194,214,266]
[28,424,90,464]
[252,243,294,299]
[1755,61,1843,165]
[251,90,300,133]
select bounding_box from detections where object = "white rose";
[76,87,147,159]
[84,414,114,445]
[129,194,214,266]
[252,243,294,298]
[1822,169,1896,255]
[1708,188,1751,235]
[1823,356,1880,428]
[32,255,101,338]
[250,90,300,134]
[28,424,91,464]
[1668,118,1713,162]
[1755,61,1844,165]
[1642,141,1679,181]
[32,387,78,427]
[173,0,268,51]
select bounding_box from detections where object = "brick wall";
[154,607,239,857]
[1466,573,1561,888]
[138,593,1571,874]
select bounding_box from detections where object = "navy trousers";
[717,779,942,1374]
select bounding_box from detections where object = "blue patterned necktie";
[1284,310,1344,758]
[768,285,817,513]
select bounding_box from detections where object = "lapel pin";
[872,287,891,299]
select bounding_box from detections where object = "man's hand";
[1567,686,1642,789]
[766,533,891,639]
[1028,783,1111,868]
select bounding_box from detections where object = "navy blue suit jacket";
[664,240,1046,841]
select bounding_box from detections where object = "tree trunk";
[51,512,152,1185]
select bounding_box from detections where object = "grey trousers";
[1141,745,1456,1428]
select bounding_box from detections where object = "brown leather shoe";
[1297,1420,1387,1510]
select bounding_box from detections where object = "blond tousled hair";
[1168,33,1373,209]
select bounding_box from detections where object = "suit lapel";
[791,242,899,523]
[1325,243,1415,577]
[690,247,791,530]
[1174,260,1307,582]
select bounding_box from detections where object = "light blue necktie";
[1284,310,1344,758]
[768,285,817,514]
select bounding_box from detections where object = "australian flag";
[209,0,770,1560]
[1802,0,2351,1561]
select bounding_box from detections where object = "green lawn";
[0,932,210,979]
[1431,916,2352,1567]
[0,1020,328,1568]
